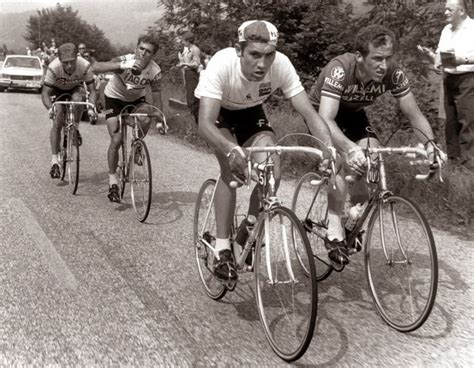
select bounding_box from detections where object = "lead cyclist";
[195,20,356,282]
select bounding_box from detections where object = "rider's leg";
[50,105,65,161]
[349,137,380,205]
[212,128,239,280]
[71,89,85,124]
[244,131,280,218]
[213,127,238,251]
[106,116,122,186]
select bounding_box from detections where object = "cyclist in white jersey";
[42,43,97,179]
[92,34,163,203]
[195,20,352,281]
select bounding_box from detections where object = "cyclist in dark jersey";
[308,25,446,265]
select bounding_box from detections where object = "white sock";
[327,209,344,242]
[51,154,59,165]
[215,238,231,256]
[109,173,119,186]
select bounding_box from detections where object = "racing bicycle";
[117,104,168,222]
[194,142,334,362]
[292,137,443,332]
[51,93,96,194]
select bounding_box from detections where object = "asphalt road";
[0,91,473,367]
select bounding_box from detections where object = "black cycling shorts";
[50,85,84,102]
[335,108,378,142]
[105,95,146,119]
[215,104,274,146]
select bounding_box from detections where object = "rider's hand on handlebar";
[346,146,367,176]
[425,140,447,168]
[48,107,55,119]
[227,146,248,185]
[87,107,97,123]
[319,146,337,175]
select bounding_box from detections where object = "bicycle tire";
[193,179,227,300]
[59,128,67,181]
[255,206,317,362]
[292,172,333,281]
[130,140,152,222]
[365,195,438,332]
[66,126,80,195]
[118,144,127,200]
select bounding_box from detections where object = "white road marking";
[6,198,78,290]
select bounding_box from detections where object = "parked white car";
[0,55,44,93]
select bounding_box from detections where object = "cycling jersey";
[44,56,94,90]
[309,53,411,112]
[105,54,161,102]
[194,47,304,111]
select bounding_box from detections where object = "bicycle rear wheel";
[255,206,317,362]
[365,195,438,332]
[130,140,152,222]
[66,126,80,194]
[193,179,227,300]
[292,172,333,281]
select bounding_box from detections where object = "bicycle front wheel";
[365,195,438,332]
[59,129,67,181]
[193,179,227,300]
[255,206,317,362]
[292,172,333,281]
[130,140,152,222]
[66,126,80,194]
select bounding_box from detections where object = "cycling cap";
[58,43,77,62]
[238,20,278,46]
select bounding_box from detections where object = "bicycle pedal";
[224,280,237,291]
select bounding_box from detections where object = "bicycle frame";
[345,146,430,262]
[198,145,326,279]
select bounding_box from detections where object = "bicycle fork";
[264,211,298,286]
[378,199,411,266]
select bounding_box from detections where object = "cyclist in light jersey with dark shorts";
[195,20,351,281]
[92,34,163,203]
[308,25,446,265]
[42,42,97,179]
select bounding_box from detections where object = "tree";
[24,3,115,61]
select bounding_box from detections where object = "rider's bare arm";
[319,96,360,153]
[398,92,435,143]
[91,57,123,74]
[198,97,236,155]
[86,80,97,106]
[41,84,54,110]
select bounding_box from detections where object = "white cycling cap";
[238,20,278,46]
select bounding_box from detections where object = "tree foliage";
[24,4,115,61]
[154,0,464,141]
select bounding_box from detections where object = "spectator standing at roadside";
[78,43,97,65]
[176,32,201,123]
[437,0,474,167]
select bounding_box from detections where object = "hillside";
[0,1,165,52]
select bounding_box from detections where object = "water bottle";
[345,203,366,232]
[234,215,257,248]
